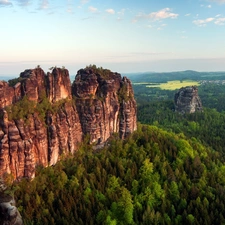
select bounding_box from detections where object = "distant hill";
[125,70,225,83]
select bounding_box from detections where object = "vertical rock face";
[72,68,137,143]
[174,86,203,113]
[47,68,72,103]
[0,81,15,109]
[20,68,46,102]
[0,66,137,180]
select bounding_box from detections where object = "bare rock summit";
[174,86,203,114]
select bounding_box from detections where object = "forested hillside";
[12,124,225,224]
[133,72,225,156]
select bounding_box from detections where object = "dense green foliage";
[130,70,225,111]
[5,95,72,122]
[133,73,225,157]
[133,82,225,112]
[6,96,36,121]
[8,77,24,87]
[13,125,225,224]
[138,101,225,157]
[198,83,225,112]
[85,64,113,79]
[117,84,131,103]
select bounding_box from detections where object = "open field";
[144,80,200,90]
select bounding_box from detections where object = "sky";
[1,0,225,76]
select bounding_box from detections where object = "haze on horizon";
[1,0,225,76]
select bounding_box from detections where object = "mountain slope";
[12,124,225,224]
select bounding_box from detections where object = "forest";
[3,71,225,224]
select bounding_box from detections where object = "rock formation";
[174,86,203,113]
[0,66,137,180]
[0,193,23,225]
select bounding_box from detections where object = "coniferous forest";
[11,124,225,225]
[5,71,225,224]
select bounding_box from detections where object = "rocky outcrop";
[20,69,46,102]
[72,68,137,143]
[0,66,137,180]
[174,86,203,113]
[0,193,23,225]
[47,68,72,103]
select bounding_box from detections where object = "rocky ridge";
[174,86,203,113]
[0,66,137,180]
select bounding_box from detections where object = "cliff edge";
[0,65,137,180]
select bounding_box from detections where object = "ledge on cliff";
[0,65,137,180]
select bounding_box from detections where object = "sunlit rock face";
[0,81,14,109]
[72,67,137,144]
[0,66,137,180]
[174,86,203,114]
[46,68,72,103]
[0,67,72,108]
[19,68,46,102]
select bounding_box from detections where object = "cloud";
[215,17,225,25]
[105,8,115,14]
[185,13,191,16]
[193,17,214,26]
[201,4,212,8]
[205,17,214,22]
[0,0,12,6]
[193,16,225,26]
[38,0,49,10]
[135,8,178,22]
[148,8,178,20]
[88,6,98,13]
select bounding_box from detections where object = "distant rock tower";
[174,86,203,113]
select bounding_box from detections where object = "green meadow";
[143,80,200,90]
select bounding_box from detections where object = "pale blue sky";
[1,0,225,75]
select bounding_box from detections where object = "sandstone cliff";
[174,86,203,113]
[0,66,137,180]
